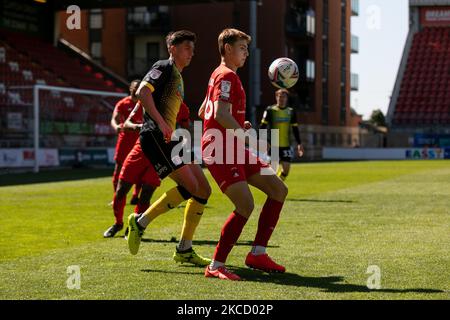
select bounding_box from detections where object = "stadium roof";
[50,0,249,11]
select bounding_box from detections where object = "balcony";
[285,9,315,39]
[351,73,359,91]
[351,34,359,53]
[127,9,170,34]
[351,0,359,16]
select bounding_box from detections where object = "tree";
[369,109,386,127]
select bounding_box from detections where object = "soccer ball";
[268,57,299,89]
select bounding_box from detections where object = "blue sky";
[351,0,409,119]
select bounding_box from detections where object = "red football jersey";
[114,97,143,163]
[202,64,246,154]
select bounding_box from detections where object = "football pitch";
[0,161,449,300]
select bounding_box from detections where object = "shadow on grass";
[139,266,443,294]
[136,237,278,248]
[0,168,113,187]
[287,198,356,204]
[229,267,444,294]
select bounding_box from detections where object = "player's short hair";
[276,88,290,97]
[129,80,140,97]
[166,30,196,49]
[218,28,251,56]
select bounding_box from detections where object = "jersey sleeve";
[141,61,171,93]
[211,72,236,104]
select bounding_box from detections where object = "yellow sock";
[180,198,205,241]
[139,187,186,227]
[276,166,284,180]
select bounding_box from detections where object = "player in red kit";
[110,80,143,205]
[201,29,288,280]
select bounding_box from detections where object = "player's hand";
[134,124,143,132]
[244,121,252,131]
[116,124,123,133]
[297,144,304,158]
[159,120,173,143]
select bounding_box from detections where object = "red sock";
[112,169,120,192]
[132,183,142,198]
[253,198,284,247]
[213,212,248,263]
[112,193,126,225]
[134,202,149,214]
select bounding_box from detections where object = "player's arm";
[110,106,123,133]
[214,100,242,130]
[123,103,142,132]
[136,82,172,141]
[198,97,207,120]
[137,62,173,141]
[291,111,304,157]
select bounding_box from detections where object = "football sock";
[137,186,191,228]
[112,193,126,225]
[134,202,149,214]
[277,167,287,181]
[132,183,142,199]
[251,245,266,256]
[177,240,193,252]
[209,260,225,271]
[112,168,120,192]
[213,211,248,263]
[253,198,284,247]
[179,197,207,243]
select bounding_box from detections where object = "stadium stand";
[392,27,450,126]
[0,29,125,149]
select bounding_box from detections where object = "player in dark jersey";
[103,102,192,239]
[200,29,288,281]
[103,102,159,238]
[110,80,143,205]
[260,88,304,181]
[126,30,211,266]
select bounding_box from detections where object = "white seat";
[22,70,33,81]
[8,61,19,72]
[7,91,23,104]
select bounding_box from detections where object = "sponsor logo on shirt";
[149,69,162,80]
[220,80,231,99]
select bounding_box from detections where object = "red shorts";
[115,143,134,164]
[114,134,139,164]
[119,141,161,187]
[206,149,270,193]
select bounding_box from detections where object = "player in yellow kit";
[260,88,304,181]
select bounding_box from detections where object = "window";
[306,60,315,81]
[89,9,103,29]
[91,42,102,58]
[146,42,160,66]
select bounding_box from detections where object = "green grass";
[0,161,449,299]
